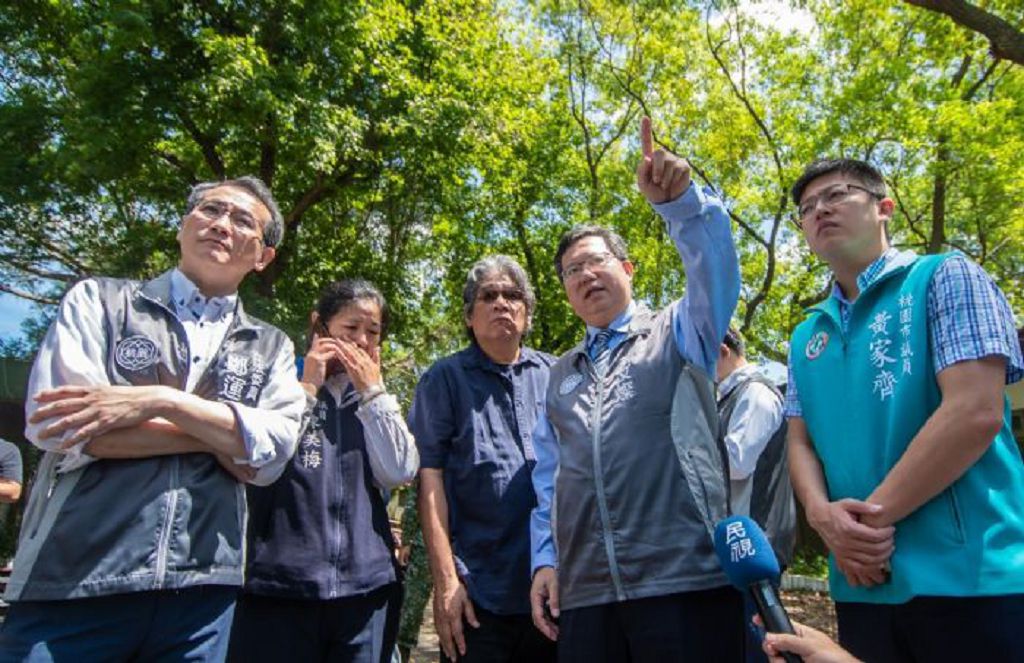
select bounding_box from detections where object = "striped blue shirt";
[785,249,1023,418]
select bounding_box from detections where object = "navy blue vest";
[244,384,397,599]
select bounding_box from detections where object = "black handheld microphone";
[713,515,803,663]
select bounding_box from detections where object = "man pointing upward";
[529,116,743,662]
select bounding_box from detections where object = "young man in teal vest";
[786,158,1024,661]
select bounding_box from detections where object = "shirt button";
[193,357,201,364]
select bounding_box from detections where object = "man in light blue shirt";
[528,117,742,661]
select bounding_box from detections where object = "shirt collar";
[585,300,636,347]
[718,363,759,397]
[829,247,901,306]
[170,268,237,322]
[466,342,539,372]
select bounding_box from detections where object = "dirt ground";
[409,589,837,661]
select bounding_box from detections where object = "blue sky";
[0,292,37,342]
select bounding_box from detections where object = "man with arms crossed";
[786,158,1024,661]
[0,177,307,661]
[411,256,556,662]
[530,117,742,661]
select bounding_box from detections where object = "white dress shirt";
[718,363,783,516]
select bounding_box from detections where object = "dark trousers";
[228,582,401,663]
[0,586,237,663]
[558,586,745,663]
[439,607,556,663]
[836,593,1024,663]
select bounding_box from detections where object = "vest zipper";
[29,460,61,539]
[330,395,343,598]
[590,360,625,601]
[154,457,180,588]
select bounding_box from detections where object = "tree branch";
[0,282,60,306]
[903,0,1024,66]
[176,108,226,179]
[0,255,77,282]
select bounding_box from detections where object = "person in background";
[716,326,794,662]
[0,438,23,503]
[411,255,556,663]
[786,158,1024,661]
[716,327,794,561]
[230,278,418,663]
[1,176,306,661]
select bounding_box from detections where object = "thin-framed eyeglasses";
[192,199,265,242]
[794,183,884,226]
[561,252,619,282]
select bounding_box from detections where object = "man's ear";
[622,259,635,279]
[254,246,276,272]
[878,197,895,222]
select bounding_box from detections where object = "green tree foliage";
[2,0,1022,371]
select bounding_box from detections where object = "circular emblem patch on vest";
[805,331,829,360]
[558,373,584,396]
[115,335,159,371]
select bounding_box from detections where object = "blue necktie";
[590,328,615,374]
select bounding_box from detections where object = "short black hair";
[313,278,389,342]
[723,326,745,357]
[553,225,629,280]
[791,159,886,207]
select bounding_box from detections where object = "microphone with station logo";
[713,514,803,663]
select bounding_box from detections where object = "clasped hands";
[809,498,895,587]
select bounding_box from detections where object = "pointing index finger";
[641,116,653,157]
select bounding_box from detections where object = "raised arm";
[635,116,739,374]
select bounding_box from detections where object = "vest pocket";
[945,486,966,545]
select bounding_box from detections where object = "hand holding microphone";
[713,515,802,663]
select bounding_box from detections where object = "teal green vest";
[791,253,1024,604]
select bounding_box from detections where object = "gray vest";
[8,270,291,601]
[718,373,795,566]
[545,305,730,610]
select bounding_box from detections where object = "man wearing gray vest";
[716,327,793,565]
[0,177,307,661]
[716,327,794,663]
[529,117,742,661]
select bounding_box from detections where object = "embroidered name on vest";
[115,335,160,371]
[218,352,268,404]
[299,400,328,470]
